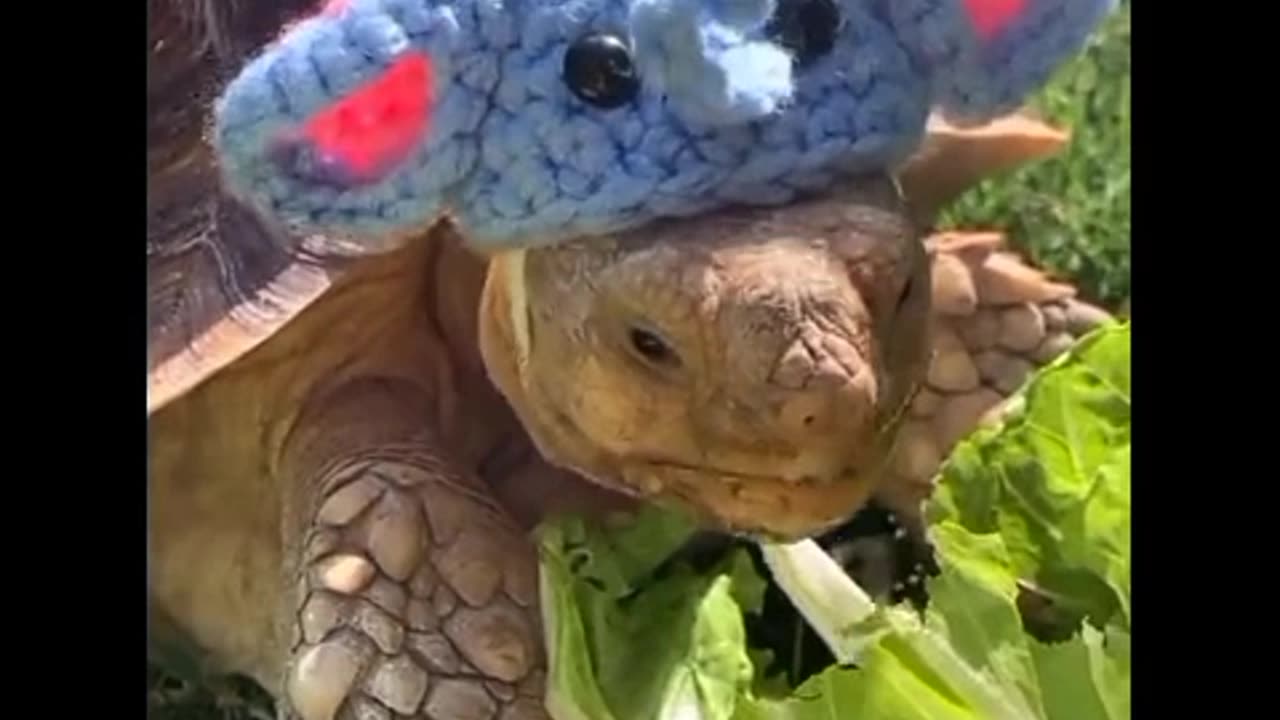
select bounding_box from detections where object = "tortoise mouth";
[516,371,890,540]
[529,399,871,540]
[637,457,830,486]
[611,458,877,542]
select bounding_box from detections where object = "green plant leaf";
[929,322,1131,630]
[545,504,701,598]
[540,513,757,720]
[732,512,1129,720]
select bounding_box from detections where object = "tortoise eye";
[765,0,842,68]
[563,32,641,109]
[628,326,680,368]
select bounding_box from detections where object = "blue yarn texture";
[214,0,1115,250]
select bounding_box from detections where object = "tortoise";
[148,1,1113,718]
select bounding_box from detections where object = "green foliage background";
[940,0,1131,309]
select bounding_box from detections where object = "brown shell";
[147,0,380,414]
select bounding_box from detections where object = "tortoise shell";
[148,0,385,412]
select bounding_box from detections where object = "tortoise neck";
[422,223,494,381]
[419,224,542,483]
[422,226,640,529]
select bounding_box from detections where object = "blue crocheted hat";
[214,0,1115,250]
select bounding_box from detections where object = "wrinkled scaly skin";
[148,3,1110,719]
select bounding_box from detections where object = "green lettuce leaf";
[737,516,1129,720]
[928,321,1131,630]
[540,511,761,720]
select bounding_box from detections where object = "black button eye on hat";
[766,0,841,68]
[563,32,641,109]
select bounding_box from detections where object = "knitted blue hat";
[214,0,1115,250]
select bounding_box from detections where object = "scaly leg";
[278,379,548,720]
[866,232,1114,609]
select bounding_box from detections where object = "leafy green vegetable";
[540,511,761,720]
[545,504,702,597]
[540,323,1131,720]
[739,501,1130,720]
[929,321,1131,630]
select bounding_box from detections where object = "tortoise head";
[477,108,1074,540]
[479,175,931,541]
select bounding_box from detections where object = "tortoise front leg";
[279,380,548,720]
[860,233,1113,609]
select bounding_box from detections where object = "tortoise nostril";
[774,366,877,441]
[765,331,876,441]
[779,388,833,435]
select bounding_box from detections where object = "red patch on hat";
[321,0,350,16]
[300,51,435,181]
[963,0,1026,40]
